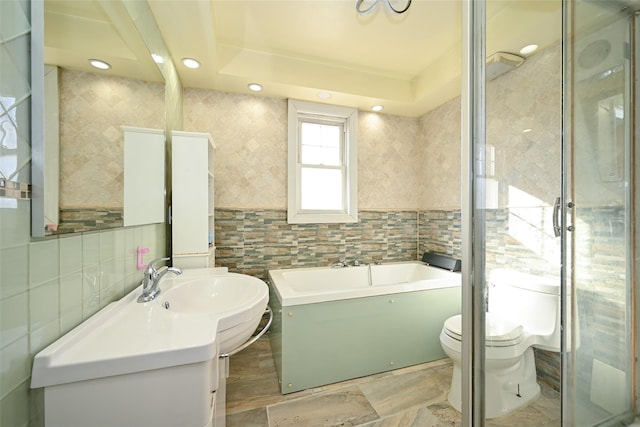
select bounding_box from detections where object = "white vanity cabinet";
[172,131,215,268]
[42,359,218,427]
[30,289,225,427]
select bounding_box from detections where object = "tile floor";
[225,335,561,427]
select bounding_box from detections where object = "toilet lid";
[443,314,523,347]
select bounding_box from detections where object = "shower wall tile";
[28,281,59,333]
[0,245,28,299]
[418,44,562,213]
[59,235,82,275]
[81,233,100,268]
[418,97,462,211]
[0,380,30,427]
[0,292,28,348]
[0,200,31,248]
[29,320,60,360]
[28,239,59,288]
[59,272,83,334]
[0,68,32,419]
[418,210,462,259]
[0,336,30,400]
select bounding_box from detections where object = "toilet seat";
[443,314,523,347]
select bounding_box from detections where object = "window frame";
[287,99,358,224]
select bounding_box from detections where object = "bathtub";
[268,261,461,394]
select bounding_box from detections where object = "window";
[288,99,358,223]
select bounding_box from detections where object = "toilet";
[439,268,562,419]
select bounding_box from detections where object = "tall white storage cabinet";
[171,131,215,269]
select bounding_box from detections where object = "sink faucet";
[137,257,182,303]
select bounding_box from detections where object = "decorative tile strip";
[215,208,418,280]
[0,178,31,199]
[54,208,124,234]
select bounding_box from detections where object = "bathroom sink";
[162,272,269,353]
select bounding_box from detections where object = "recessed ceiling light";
[523,128,533,133]
[371,105,384,112]
[317,91,331,99]
[182,58,200,69]
[248,83,263,92]
[519,44,538,55]
[88,59,111,70]
[151,53,164,64]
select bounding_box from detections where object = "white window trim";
[287,99,358,224]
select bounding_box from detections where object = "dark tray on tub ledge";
[422,252,462,272]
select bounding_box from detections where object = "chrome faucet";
[331,259,349,268]
[137,257,182,303]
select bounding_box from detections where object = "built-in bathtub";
[268,260,461,394]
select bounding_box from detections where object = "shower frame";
[461,0,637,426]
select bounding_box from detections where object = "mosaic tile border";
[215,208,419,280]
[0,178,31,199]
[53,208,124,235]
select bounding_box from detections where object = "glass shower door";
[563,1,635,425]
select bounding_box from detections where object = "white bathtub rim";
[269,261,461,306]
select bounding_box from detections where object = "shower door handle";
[552,197,562,237]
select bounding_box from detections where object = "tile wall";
[183,90,421,211]
[0,4,172,426]
[58,69,165,212]
[215,209,418,280]
[2,3,607,423]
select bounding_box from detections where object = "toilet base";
[447,347,541,419]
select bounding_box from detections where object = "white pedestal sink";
[161,270,269,353]
[31,268,269,427]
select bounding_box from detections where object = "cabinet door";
[172,134,209,255]
[123,127,165,227]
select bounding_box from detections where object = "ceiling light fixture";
[182,58,200,69]
[248,83,263,92]
[519,44,539,55]
[356,0,411,15]
[317,91,331,99]
[371,105,384,112]
[88,59,111,70]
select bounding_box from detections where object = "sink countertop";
[31,268,268,388]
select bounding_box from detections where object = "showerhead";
[486,52,526,80]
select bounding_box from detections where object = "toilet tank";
[488,269,561,351]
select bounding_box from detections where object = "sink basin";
[30,268,268,427]
[162,272,269,353]
[163,275,264,314]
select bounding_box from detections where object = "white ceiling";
[44,0,562,117]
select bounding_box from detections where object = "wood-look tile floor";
[226,335,561,427]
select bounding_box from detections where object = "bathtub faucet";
[331,259,349,268]
[137,257,182,303]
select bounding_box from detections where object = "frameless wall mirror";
[32,0,167,237]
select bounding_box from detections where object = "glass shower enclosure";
[462,0,636,425]
[564,0,636,425]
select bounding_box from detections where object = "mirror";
[33,0,167,236]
